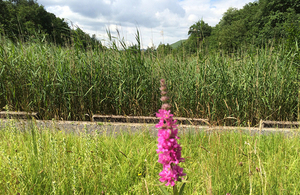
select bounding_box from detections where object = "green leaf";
[173,185,179,195]
[179,183,186,195]
[159,185,171,195]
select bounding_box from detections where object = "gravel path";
[1,119,299,137]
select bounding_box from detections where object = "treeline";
[157,0,300,55]
[0,0,103,50]
[1,0,299,54]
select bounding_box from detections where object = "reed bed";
[0,34,298,126]
[1,120,300,194]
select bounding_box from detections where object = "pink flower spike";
[160,96,169,102]
[161,103,171,110]
[161,91,168,95]
[156,79,185,187]
[160,86,166,92]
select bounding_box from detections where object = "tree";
[208,0,300,51]
[185,19,212,53]
[0,0,11,34]
[156,43,172,57]
[188,19,212,43]
[215,7,249,51]
[0,0,104,47]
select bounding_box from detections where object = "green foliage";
[0,0,299,125]
[170,40,186,50]
[204,0,300,52]
[185,19,212,53]
[0,33,298,125]
[1,121,300,194]
[211,8,248,51]
[71,27,104,51]
[0,0,101,47]
[188,19,212,40]
[157,43,173,57]
[284,8,300,64]
[0,0,10,34]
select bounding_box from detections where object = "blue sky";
[38,0,256,48]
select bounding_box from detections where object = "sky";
[38,0,256,49]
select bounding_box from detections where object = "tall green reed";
[0,32,298,126]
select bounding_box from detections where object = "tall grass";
[0,32,298,125]
[1,120,300,194]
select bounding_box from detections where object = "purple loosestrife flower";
[156,79,185,187]
[160,96,169,102]
[161,103,171,110]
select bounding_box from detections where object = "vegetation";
[0,0,102,49]
[0,0,299,126]
[0,32,298,125]
[170,40,186,50]
[1,120,300,194]
[1,0,299,54]
[1,0,300,194]
[171,0,300,54]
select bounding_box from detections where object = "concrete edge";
[1,119,299,133]
[0,112,299,131]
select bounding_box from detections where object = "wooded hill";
[0,0,103,50]
[171,0,300,53]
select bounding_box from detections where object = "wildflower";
[160,86,167,92]
[161,91,168,95]
[160,96,169,102]
[156,79,185,187]
[161,103,171,110]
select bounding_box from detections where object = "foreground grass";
[1,121,300,194]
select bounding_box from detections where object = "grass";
[0,33,299,126]
[1,120,300,194]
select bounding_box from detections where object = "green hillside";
[170,39,186,49]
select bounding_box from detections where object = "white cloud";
[38,0,255,48]
[188,14,199,22]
